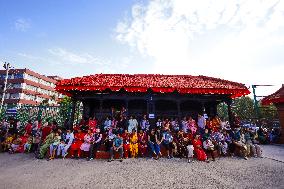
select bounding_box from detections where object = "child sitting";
[49,132,61,160]
[24,135,33,153]
[2,133,13,152]
[9,137,22,153]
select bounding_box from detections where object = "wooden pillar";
[83,101,90,119]
[69,99,76,129]
[276,103,284,143]
[201,102,206,114]
[125,99,129,116]
[99,99,103,120]
[177,100,181,119]
[226,99,233,127]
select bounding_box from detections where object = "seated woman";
[192,134,207,161]
[232,128,249,160]
[244,129,262,158]
[38,130,56,159]
[70,129,85,159]
[176,130,188,159]
[203,137,216,161]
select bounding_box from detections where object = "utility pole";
[0,62,12,113]
[252,85,258,118]
[252,84,273,119]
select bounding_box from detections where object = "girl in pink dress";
[80,130,93,154]
[188,117,197,135]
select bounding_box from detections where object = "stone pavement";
[262,144,284,162]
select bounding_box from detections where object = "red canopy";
[56,74,250,98]
[262,85,284,105]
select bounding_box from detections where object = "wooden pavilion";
[55,74,250,125]
[262,84,284,143]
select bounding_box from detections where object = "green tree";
[217,96,278,121]
[259,103,278,120]
[217,96,255,121]
[232,96,255,120]
[58,96,73,124]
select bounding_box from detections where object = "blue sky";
[0,0,283,97]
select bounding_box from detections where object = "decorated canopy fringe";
[262,85,284,105]
[55,74,250,98]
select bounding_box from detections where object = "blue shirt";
[163,132,173,144]
[113,137,123,147]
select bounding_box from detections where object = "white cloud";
[115,0,284,95]
[48,47,111,66]
[14,18,31,32]
[18,53,41,60]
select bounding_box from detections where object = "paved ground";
[0,145,284,189]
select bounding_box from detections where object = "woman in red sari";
[70,129,85,158]
[192,134,207,161]
[138,130,147,157]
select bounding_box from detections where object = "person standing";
[103,117,112,131]
[197,114,206,134]
[163,129,174,159]
[88,128,102,161]
[156,128,163,158]
[148,129,158,159]
[138,130,147,157]
[128,116,138,134]
[130,129,139,158]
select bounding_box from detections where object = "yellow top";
[130,133,138,144]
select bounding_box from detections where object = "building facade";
[0,68,64,106]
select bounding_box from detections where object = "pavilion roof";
[56,74,250,98]
[262,85,284,105]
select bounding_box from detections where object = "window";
[14,74,24,79]
[12,84,22,88]
[10,93,20,99]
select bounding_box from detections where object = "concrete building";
[0,68,64,106]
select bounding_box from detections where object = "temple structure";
[262,85,284,143]
[56,74,250,126]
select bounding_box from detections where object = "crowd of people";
[0,107,266,163]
